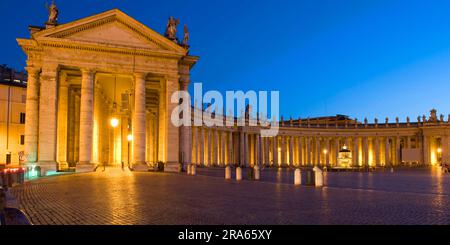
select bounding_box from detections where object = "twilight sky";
[1,0,450,121]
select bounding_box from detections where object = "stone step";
[164,163,180,173]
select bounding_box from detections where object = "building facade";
[15,8,450,175]
[0,65,27,166]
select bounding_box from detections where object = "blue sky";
[1,0,450,121]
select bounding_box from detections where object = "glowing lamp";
[110,118,119,128]
[437,148,442,154]
[127,134,133,142]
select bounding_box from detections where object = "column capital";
[134,72,148,80]
[25,66,41,75]
[81,68,96,76]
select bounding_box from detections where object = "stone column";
[298,137,303,167]
[179,78,191,166]
[306,137,311,166]
[423,135,429,166]
[244,133,249,167]
[281,136,287,167]
[255,134,261,166]
[199,128,205,166]
[353,137,359,167]
[207,129,212,166]
[132,72,147,171]
[325,137,330,166]
[316,137,321,166]
[228,131,233,166]
[363,137,369,167]
[273,136,278,167]
[77,69,95,172]
[221,131,228,167]
[192,127,197,165]
[57,72,69,170]
[375,137,380,167]
[335,137,340,166]
[24,67,40,165]
[239,131,245,167]
[385,137,390,167]
[38,65,59,175]
[289,136,294,167]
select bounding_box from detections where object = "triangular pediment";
[32,9,186,54]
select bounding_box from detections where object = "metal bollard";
[225,166,231,179]
[254,165,260,180]
[313,166,324,187]
[294,169,301,186]
[236,167,242,181]
[191,164,196,176]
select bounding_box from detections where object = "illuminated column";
[281,136,287,166]
[395,136,401,166]
[255,134,261,166]
[24,67,40,164]
[192,127,197,165]
[363,137,369,167]
[298,137,303,167]
[78,68,95,170]
[353,137,359,167]
[179,78,191,166]
[325,137,330,166]
[57,72,69,169]
[228,131,233,166]
[239,131,245,167]
[207,129,212,167]
[213,130,219,166]
[132,72,147,169]
[199,128,205,166]
[335,137,340,166]
[244,133,250,167]
[316,137,321,166]
[288,136,294,167]
[37,65,59,174]
[306,137,311,166]
[385,137,390,166]
[423,135,429,165]
[221,131,226,166]
[375,137,380,167]
[273,136,278,167]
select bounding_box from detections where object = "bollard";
[254,165,260,180]
[313,166,324,187]
[294,169,301,186]
[225,166,231,180]
[187,165,191,175]
[236,167,242,181]
[191,164,196,176]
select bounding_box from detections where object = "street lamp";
[110,118,119,128]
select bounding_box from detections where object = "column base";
[165,162,181,173]
[76,163,96,173]
[36,161,58,176]
[58,161,69,171]
[132,162,149,172]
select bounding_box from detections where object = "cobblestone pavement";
[9,167,450,225]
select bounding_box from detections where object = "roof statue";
[46,0,59,27]
[182,24,190,48]
[165,16,180,42]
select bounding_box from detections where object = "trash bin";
[304,168,315,186]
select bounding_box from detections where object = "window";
[20,135,25,145]
[20,113,26,124]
